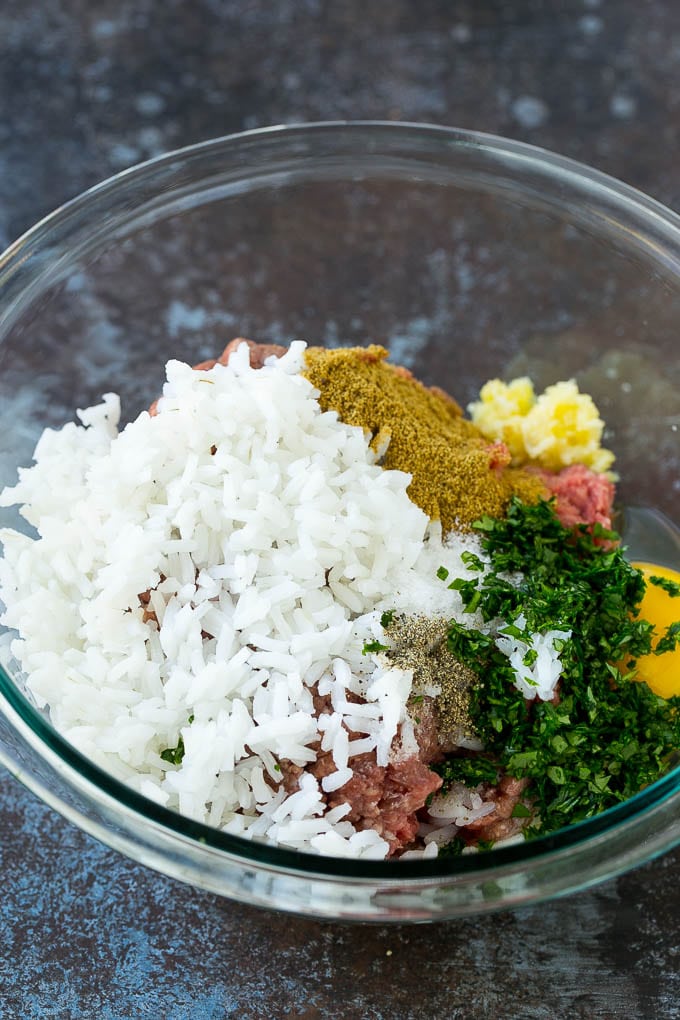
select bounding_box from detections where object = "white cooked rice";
[0,341,564,857]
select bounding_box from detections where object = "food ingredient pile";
[0,339,677,860]
[303,345,544,530]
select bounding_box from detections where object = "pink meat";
[461,775,531,843]
[149,338,287,415]
[279,688,444,856]
[211,337,287,369]
[487,441,512,471]
[410,697,442,763]
[380,757,443,850]
[327,753,442,855]
[537,464,615,533]
[327,753,385,829]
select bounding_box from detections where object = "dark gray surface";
[1,2,679,1017]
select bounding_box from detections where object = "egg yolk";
[630,562,680,699]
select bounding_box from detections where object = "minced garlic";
[469,377,615,474]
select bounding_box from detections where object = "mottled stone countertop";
[1,2,680,1017]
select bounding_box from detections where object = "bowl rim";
[3,119,680,277]
[0,120,679,884]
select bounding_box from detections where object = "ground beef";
[327,753,442,854]
[537,463,615,533]
[280,690,451,854]
[149,338,286,414]
[138,587,157,625]
[487,441,512,471]
[460,775,531,844]
[279,691,444,855]
[409,695,465,764]
[276,759,305,795]
[326,753,385,828]
[380,757,444,848]
[410,697,442,763]
[210,337,287,369]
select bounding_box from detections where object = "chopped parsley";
[461,550,484,572]
[476,838,496,852]
[656,621,680,655]
[160,714,194,766]
[362,639,389,655]
[442,497,680,837]
[649,574,680,597]
[434,754,499,787]
[380,609,395,628]
[439,835,496,856]
[160,735,185,766]
[438,835,467,857]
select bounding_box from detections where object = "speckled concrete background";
[1,1,680,1017]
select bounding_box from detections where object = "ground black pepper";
[384,613,477,740]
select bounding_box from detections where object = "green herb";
[362,639,389,655]
[655,621,680,655]
[434,754,499,787]
[437,566,450,581]
[442,837,497,856]
[380,609,395,628]
[461,550,484,572]
[438,835,467,857]
[649,574,680,597]
[160,735,186,766]
[511,802,532,819]
[443,497,680,837]
[160,715,194,766]
[472,515,496,533]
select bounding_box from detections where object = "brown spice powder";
[303,345,545,531]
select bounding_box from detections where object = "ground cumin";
[303,345,545,531]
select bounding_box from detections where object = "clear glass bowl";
[0,122,679,922]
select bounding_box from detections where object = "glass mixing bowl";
[0,123,679,922]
